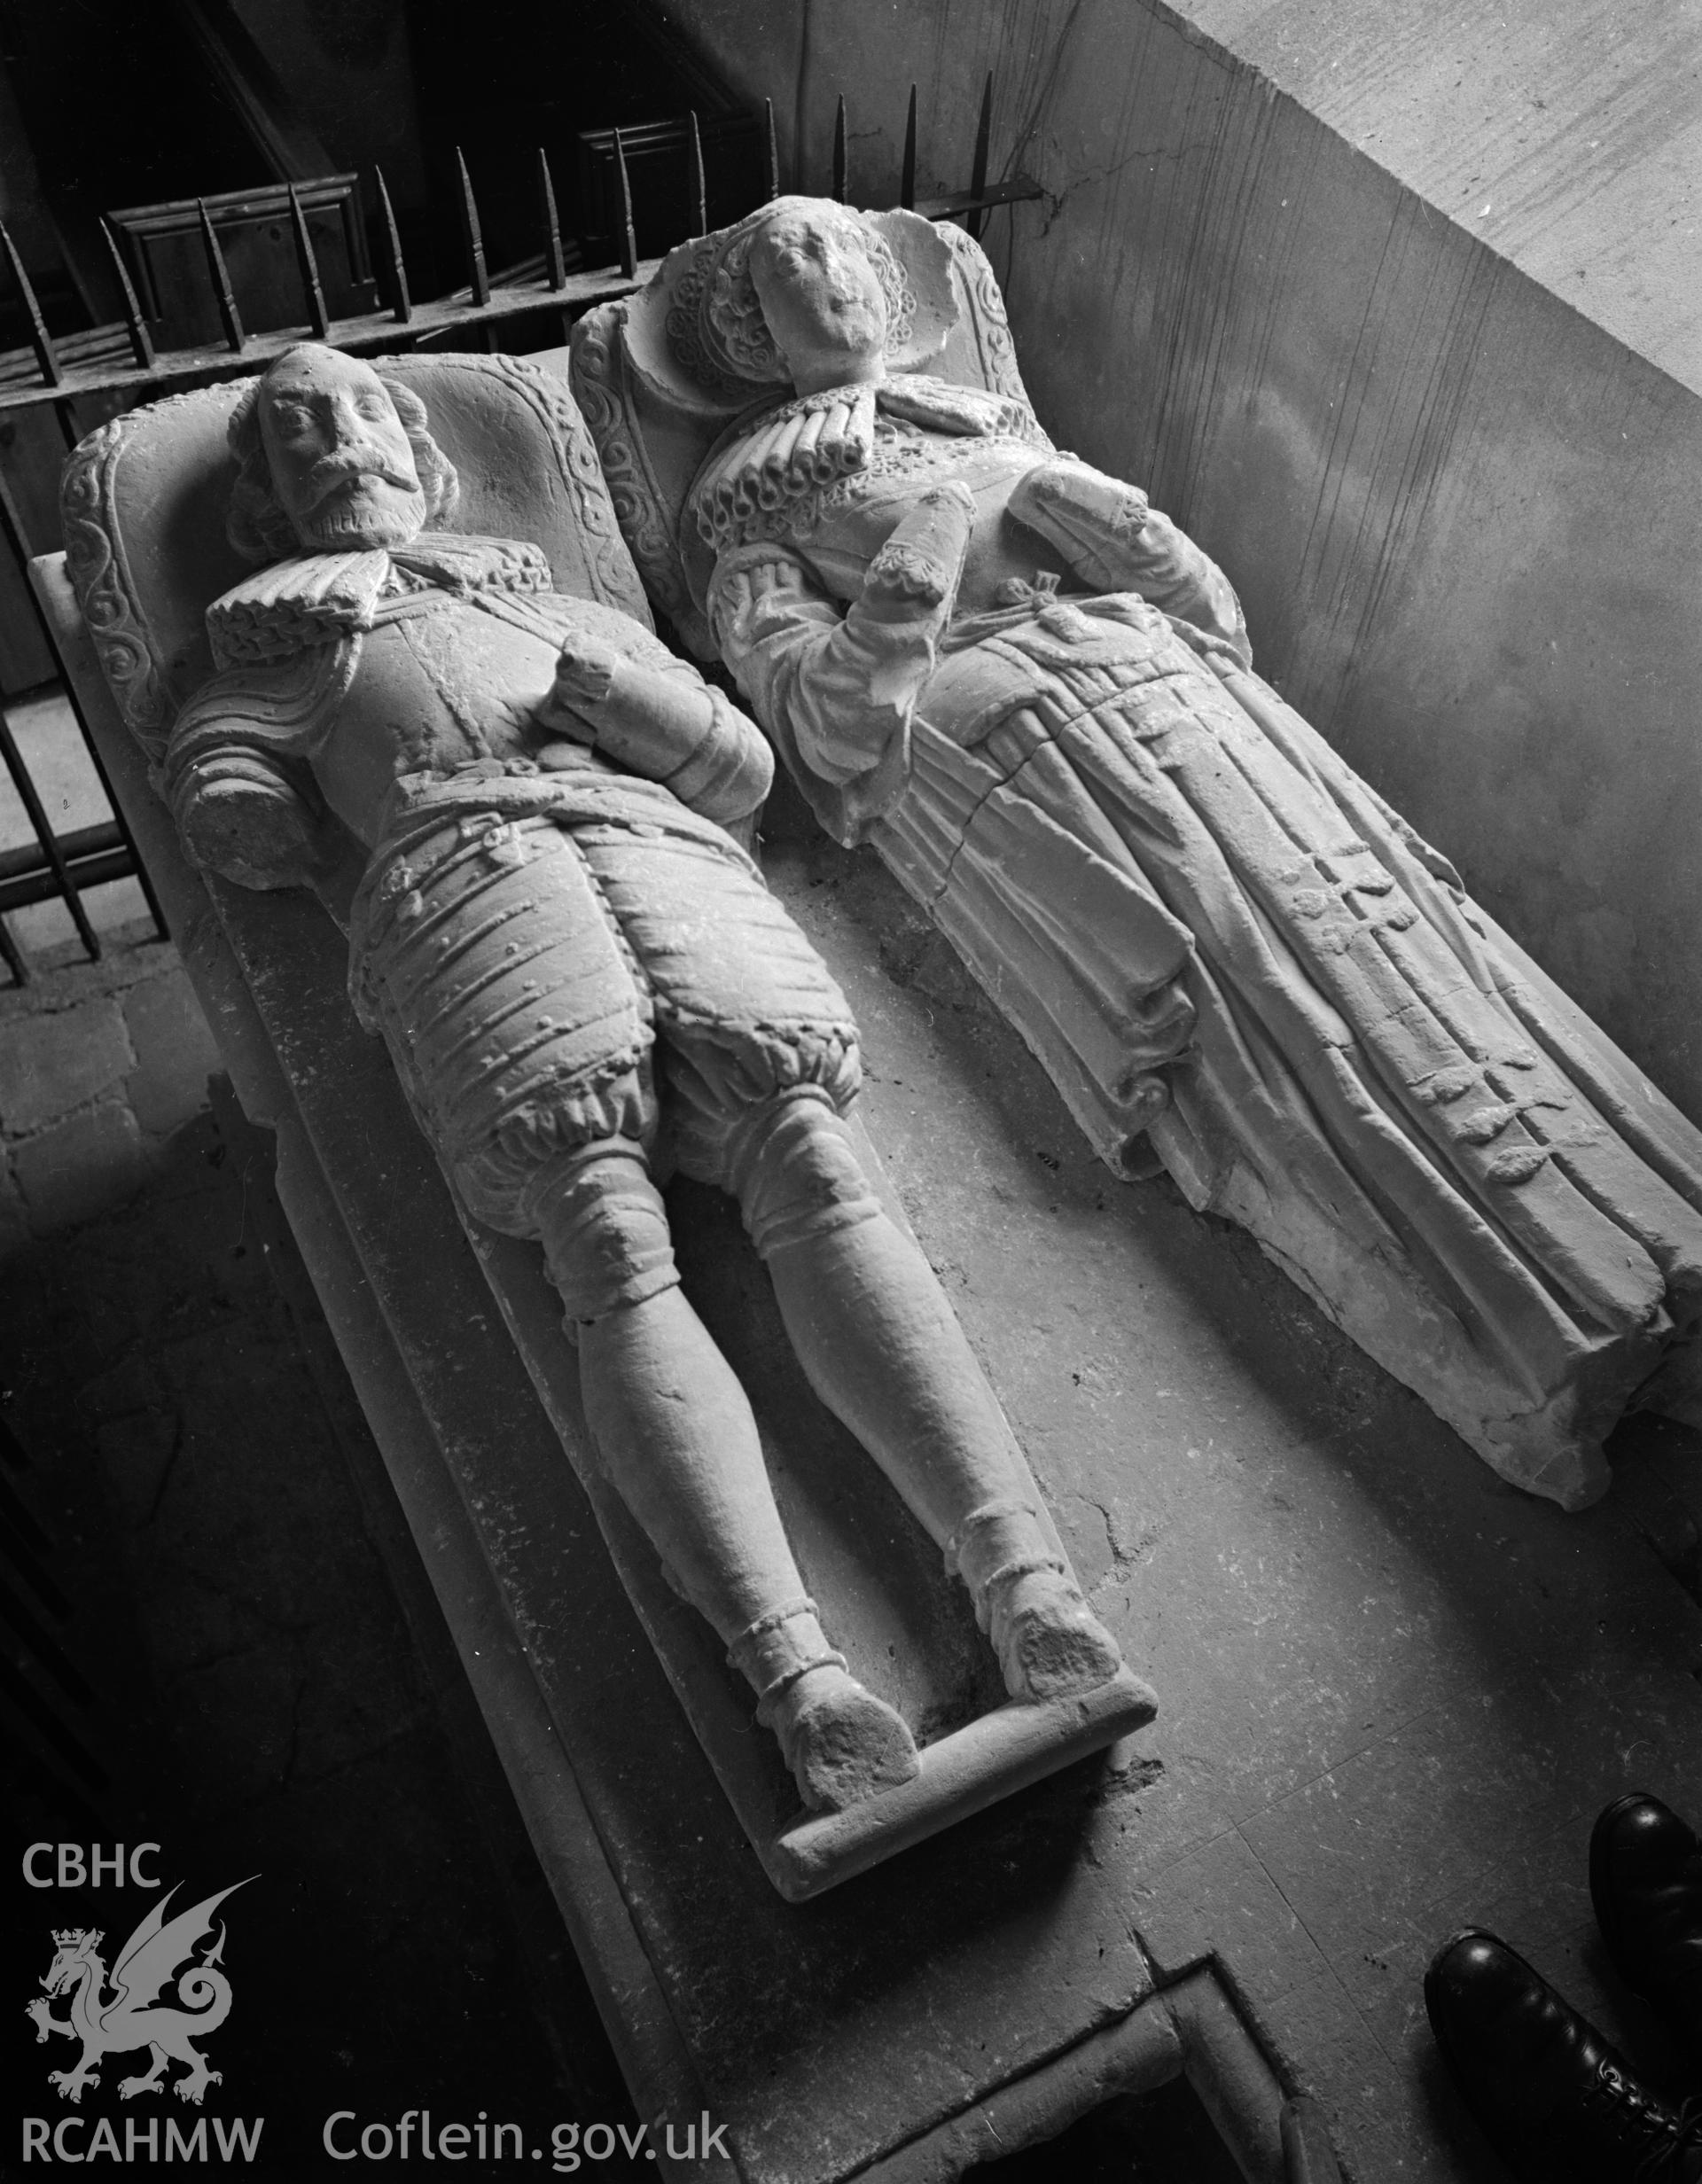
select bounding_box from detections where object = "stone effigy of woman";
[578,195,1702,1511]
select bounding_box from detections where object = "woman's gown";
[694,375,1702,1509]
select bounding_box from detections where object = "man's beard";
[294,477,428,550]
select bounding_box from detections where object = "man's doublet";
[168,535,862,1231]
[172,535,723,849]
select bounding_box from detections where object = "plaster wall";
[230,0,430,208]
[658,0,1702,1122]
[1172,0,1702,398]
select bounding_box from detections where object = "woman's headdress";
[624,197,960,417]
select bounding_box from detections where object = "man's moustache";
[301,462,418,506]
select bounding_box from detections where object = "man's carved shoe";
[1424,1928,1702,2182]
[948,1500,1123,1702]
[728,1598,919,1814]
[986,1566,1123,1702]
[766,1662,920,1814]
[1591,1793,1702,2039]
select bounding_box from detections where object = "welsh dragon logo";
[25,1880,251,2106]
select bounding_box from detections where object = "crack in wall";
[1036,136,1222,238]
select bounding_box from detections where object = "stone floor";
[0,682,151,967]
[1,919,641,2168]
[1,926,218,1243]
[0,918,1246,2182]
[745,804,1702,2180]
[7,735,1702,2180]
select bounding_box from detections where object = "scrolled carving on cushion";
[60,412,176,756]
[465,352,654,628]
[936,224,1033,405]
[570,304,712,653]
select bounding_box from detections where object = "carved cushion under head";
[61,351,652,762]
[570,213,1034,659]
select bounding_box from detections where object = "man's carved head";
[227,344,458,561]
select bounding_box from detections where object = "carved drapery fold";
[581,197,1702,1511]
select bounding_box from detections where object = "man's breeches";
[354,805,872,1318]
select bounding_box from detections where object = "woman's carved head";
[668,199,918,397]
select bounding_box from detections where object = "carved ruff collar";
[207,534,552,669]
[689,375,1049,553]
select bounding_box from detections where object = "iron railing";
[0,78,1033,982]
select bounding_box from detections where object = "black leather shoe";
[1592,1793,1702,2038]
[1425,1928,1702,2181]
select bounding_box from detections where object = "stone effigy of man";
[160,341,1140,1815]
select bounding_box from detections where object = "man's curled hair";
[224,363,459,563]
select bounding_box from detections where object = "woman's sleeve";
[1009,461,1252,667]
[706,488,972,846]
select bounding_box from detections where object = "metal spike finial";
[287,183,331,338]
[968,72,994,239]
[831,94,847,203]
[687,110,707,238]
[900,85,917,211]
[763,98,781,200]
[613,129,637,278]
[373,167,412,323]
[196,199,246,351]
[0,222,63,386]
[454,146,490,308]
[537,148,566,290]
[98,217,153,367]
